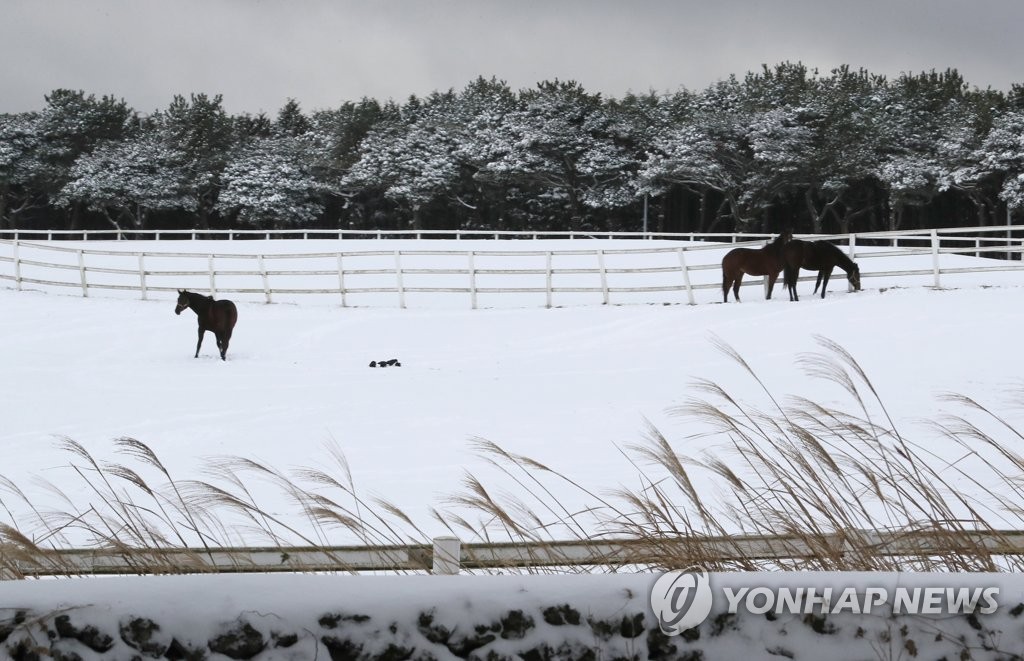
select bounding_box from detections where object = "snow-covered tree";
[34,89,134,227]
[342,94,463,229]
[159,93,234,228]
[476,80,633,230]
[743,67,891,233]
[0,113,45,229]
[274,99,311,137]
[638,108,754,229]
[217,136,327,228]
[872,70,992,229]
[56,130,193,230]
[975,111,1024,210]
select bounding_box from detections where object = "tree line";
[2,62,1023,236]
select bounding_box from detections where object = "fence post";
[138,254,147,300]
[12,239,21,291]
[545,251,553,309]
[931,229,941,288]
[208,256,216,297]
[394,250,406,309]
[597,250,609,305]
[77,250,88,297]
[677,248,695,305]
[848,234,857,292]
[1009,205,1014,261]
[337,254,347,307]
[431,536,461,575]
[468,251,477,310]
[258,254,271,304]
[763,239,771,297]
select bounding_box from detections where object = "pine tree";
[217,135,327,229]
[0,112,44,229]
[56,129,194,230]
[35,89,133,228]
[160,93,234,228]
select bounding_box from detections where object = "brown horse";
[175,289,238,361]
[783,240,862,301]
[721,229,793,302]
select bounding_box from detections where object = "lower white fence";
[0,226,1022,308]
[4,530,1024,578]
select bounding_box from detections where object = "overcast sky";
[2,0,1022,116]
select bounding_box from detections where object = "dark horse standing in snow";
[175,289,238,361]
[720,229,792,302]
[783,240,862,301]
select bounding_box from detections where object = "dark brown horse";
[175,289,238,361]
[721,230,793,302]
[783,240,862,301]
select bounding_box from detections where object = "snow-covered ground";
[2,238,1023,548]
[3,238,1024,657]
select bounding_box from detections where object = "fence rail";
[1,225,1023,244]
[0,228,778,242]
[5,530,1024,578]
[0,226,1022,308]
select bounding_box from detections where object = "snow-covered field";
[3,237,1024,657]
[1,239,1024,546]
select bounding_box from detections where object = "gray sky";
[2,0,1022,115]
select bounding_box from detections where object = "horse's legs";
[784,266,799,301]
[819,267,834,298]
[195,326,205,358]
[722,272,731,302]
[766,271,779,299]
[217,330,231,361]
[813,271,824,295]
[732,273,743,302]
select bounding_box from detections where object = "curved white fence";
[0,227,773,242]
[0,226,1022,308]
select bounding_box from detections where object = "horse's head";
[771,228,793,248]
[175,289,190,315]
[769,229,794,256]
[848,265,862,291]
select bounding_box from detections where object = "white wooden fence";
[0,227,771,242]
[0,226,1022,308]
[5,530,1024,578]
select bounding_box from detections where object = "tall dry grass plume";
[1,337,1023,576]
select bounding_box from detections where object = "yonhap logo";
[649,567,714,635]
[649,571,1002,637]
